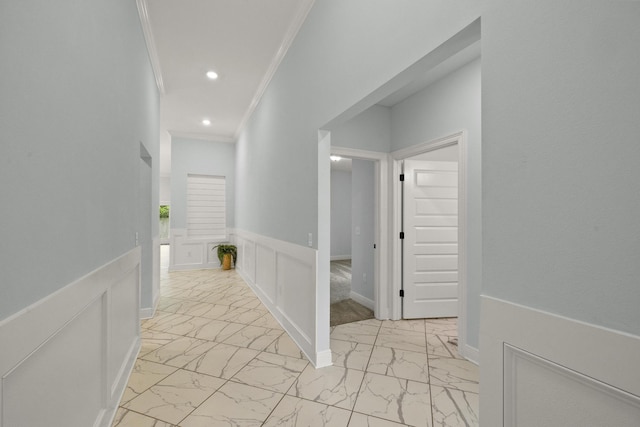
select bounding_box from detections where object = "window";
[186,174,226,239]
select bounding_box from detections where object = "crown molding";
[233,0,316,139]
[136,0,165,94]
[168,130,235,144]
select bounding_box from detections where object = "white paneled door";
[403,159,458,319]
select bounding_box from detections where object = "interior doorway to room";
[329,155,377,326]
[392,132,467,349]
[159,204,170,245]
[319,20,480,363]
[401,143,460,319]
[138,144,155,312]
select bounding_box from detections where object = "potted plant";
[212,244,237,270]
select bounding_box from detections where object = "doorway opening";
[327,146,391,322]
[392,131,468,349]
[139,142,157,318]
[317,19,481,364]
[330,155,376,326]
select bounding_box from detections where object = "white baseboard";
[315,350,333,368]
[140,307,154,319]
[480,296,640,426]
[140,293,160,319]
[0,248,141,427]
[330,255,351,261]
[461,343,479,365]
[349,291,375,311]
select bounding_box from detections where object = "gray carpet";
[330,298,375,327]
[330,260,375,326]
[330,260,352,304]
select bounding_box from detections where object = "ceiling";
[139,0,315,176]
[141,1,479,178]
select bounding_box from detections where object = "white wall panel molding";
[255,243,277,304]
[169,228,227,271]
[480,296,640,426]
[229,229,328,367]
[504,344,640,426]
[0,248,141,427]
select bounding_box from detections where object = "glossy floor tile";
[112,246,479,426]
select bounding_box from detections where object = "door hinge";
[399,174,405,182]
[399,231,404,239]
[399,289,405,297]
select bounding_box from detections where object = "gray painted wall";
[171,138,235,230]
[234,1,481,247]
[330,105,391,153]
[232,0,639,357]
[330,170,352,258]
[351,159,376,302]
[483,1,640,336]
[160,176,171,205]
[391,58,481,347]
[0,0,159,321]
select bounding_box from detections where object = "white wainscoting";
[0,248,141,427]
[480,296,640,426]
[169,228,226,271]
[230,229,328,367]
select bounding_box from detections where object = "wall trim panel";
[230,229,328,367]
[255,244,277,304]
[169,228,227,271]
[480,296,640,426]
[504,344,640,426]
[0,248,141,427]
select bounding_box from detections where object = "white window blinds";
[186,174,226,239]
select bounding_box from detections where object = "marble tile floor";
[113,264,479,427]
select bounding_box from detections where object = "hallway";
[112,249,479,426]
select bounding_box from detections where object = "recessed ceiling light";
[330,155,341,162]
[202,119,211,126]
[206,70,219,80]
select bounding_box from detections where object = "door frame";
[329,145,391,320]
[391,130,469,354]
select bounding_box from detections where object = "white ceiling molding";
[168,130,235,144]
[233,0,316,139]
[136,0,165,94]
